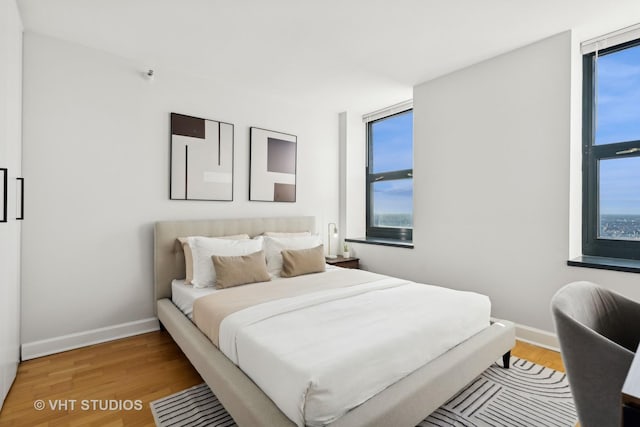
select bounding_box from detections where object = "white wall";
[347,31,640,335]
[21,33,339,350]
[0,0,23,408]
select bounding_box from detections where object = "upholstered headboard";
[154,216,316,302]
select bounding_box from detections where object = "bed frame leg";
[502,351,511,369]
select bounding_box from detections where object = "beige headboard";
[154,216,316,301]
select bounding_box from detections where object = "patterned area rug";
[150,357,577,427]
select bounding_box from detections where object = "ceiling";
[16,0,640,113]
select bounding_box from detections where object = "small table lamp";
[327,223,338,258]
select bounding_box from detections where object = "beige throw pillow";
[263,235,323,276]
[212,250,271,289]
[280,245,325,278]
[177,237,195,284]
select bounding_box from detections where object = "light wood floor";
[0,332,563,427]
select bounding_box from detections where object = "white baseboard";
[514,323,560,352]
[21,317,160,360]
[21,316,559,360]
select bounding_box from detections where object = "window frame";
[365,109,413,242]
[582,40,640,260]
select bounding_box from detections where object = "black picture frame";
[16,177,24,220]
[169,112,234,201]
[1,168,7,223]
[249,127,297,202]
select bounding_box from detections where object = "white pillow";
[262,231,311,237]
[264,235,323,277]
[188,236,264,288]
[177,234,250,285]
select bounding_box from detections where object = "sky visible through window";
[595,46,640,215]
[596,44,640,146]
[596,44,640,239]
[371,111,413,174]
[371,111,413,225]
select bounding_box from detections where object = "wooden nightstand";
[325,256,360,269]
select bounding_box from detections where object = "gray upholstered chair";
[551,281,640,427]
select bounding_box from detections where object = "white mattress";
[171,265,340,319]
[217,273,490,427]
[171,280,219,319]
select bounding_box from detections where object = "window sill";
[567,256,640,274]
[346,237,414,249]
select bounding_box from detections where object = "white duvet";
[218,276,490,427]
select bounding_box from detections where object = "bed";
[154,216,515,427]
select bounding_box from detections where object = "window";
[366,108,413,242]
[583,39,640,260]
